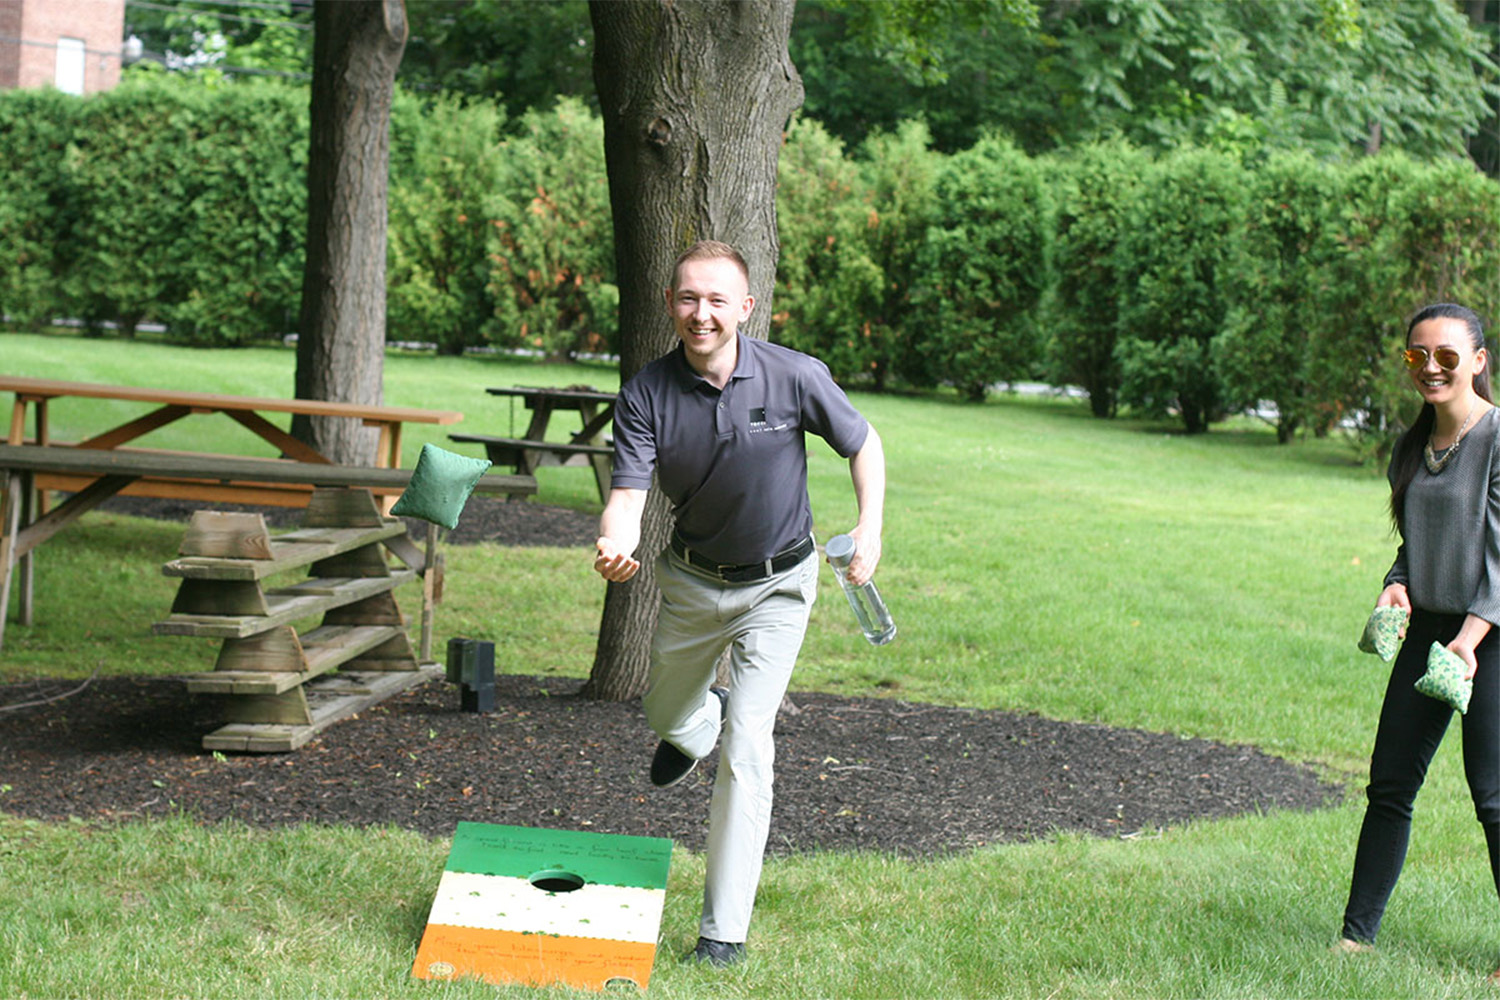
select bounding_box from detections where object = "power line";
[154,0,310,9]
[0,34,310,79]
[0,35,130,60]
[124,0,312,32]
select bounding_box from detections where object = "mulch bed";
[0,495,1343,854]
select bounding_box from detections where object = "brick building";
[0,0,126,95]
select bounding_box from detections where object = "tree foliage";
[386,90,507,355]
[1046,140,1150,418]
[1116,148,1249,434]
[123,0,313,78]
[0,89,77,331]
[11,61,1500,460]
[486,98,616,360]
[904,137,1052,401]
[55,77,305,343]
[773,119,886,384]
[791,0,1498,166]
[399,0,594,120]
[1214,152,1341,442]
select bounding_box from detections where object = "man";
[593,240,886,967]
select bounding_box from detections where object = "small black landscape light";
[446,637,497,713]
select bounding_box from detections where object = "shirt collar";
[668,335,761,392]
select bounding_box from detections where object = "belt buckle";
[718,562,757,583]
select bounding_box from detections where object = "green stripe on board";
[445,822,673,890]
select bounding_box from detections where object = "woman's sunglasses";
[1402,346,1463,371]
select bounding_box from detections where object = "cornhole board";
[411,822,674,991]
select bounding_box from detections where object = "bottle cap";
[825,533,855,569]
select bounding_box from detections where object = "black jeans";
[1341,609,1500,944]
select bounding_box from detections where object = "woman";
[1339,303,1500,969]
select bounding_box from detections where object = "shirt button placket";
[716,389,731,436]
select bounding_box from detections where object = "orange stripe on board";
[412,923,657,991]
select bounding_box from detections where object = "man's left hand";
[843,524,881,587]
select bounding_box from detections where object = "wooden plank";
[223,686,313,725]
[381,531,426,572]
[484,385,617,405]
[13,473,139,559]
[302,487,384,528]
[321,590,404,627]
[0,376,464,425]
[213,626,307,672]
[347,629,419,671]
[342,657,419,672]
[448,433,613,456]
[0,445,536,496]
[311,673,387,696]
[165,546,336,581]
[74,404,191,450]
[307,666,439,723]
[186,672,300,695]
[163,522,407,580]
[169,578,270,617]
[275,524,405,545]
[185,625,407,694]
[202,723,312,753]
[271,577,359,597]
[222,409,331,465]
[35,473,320,509]
[196,665,440,753]
[310,543,391,579]
[420,521,438,662]
[179,511,274,560]
[0,470,22,653]
[153,569,416,637]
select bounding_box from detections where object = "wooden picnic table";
[449,385,618,502]
[1,375,462,496]
[0,444,536,653]
[0,375,529,654]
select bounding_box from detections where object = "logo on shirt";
[748,406,789,434]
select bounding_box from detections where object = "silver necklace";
[1424,402,1479,474]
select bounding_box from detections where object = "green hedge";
[1045,140,1149,418]
[0,88,78,331]
[1115,148,1250,434]
[0,77,614,357]
[6,77,1500,455]
[1213,152,1341,443]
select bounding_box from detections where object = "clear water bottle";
[824,534,896,646]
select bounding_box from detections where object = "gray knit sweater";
[1384,407,1500,623]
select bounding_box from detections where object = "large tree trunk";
[581,0,803,700]
[291,0,407,465]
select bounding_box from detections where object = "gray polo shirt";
[1385,407,1500,624]
[611,335,870,565]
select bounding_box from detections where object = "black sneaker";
[649,739,697,787]
[685,937,745,968]
[650,689,729,788]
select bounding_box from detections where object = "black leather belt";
[669,534,814,583]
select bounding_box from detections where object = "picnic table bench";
[449,385,617,502]
[0,443,535,652]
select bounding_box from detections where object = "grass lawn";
[3,330,1497,997]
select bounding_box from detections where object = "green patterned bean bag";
[1415,642,1473,715]
[1358,605,1408,662]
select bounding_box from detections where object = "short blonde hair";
[671,240,750,290]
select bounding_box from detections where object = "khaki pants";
[643,545,819,943]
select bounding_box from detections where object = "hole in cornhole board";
[528,869,585,893]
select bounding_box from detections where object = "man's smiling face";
[668,256,755,374]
